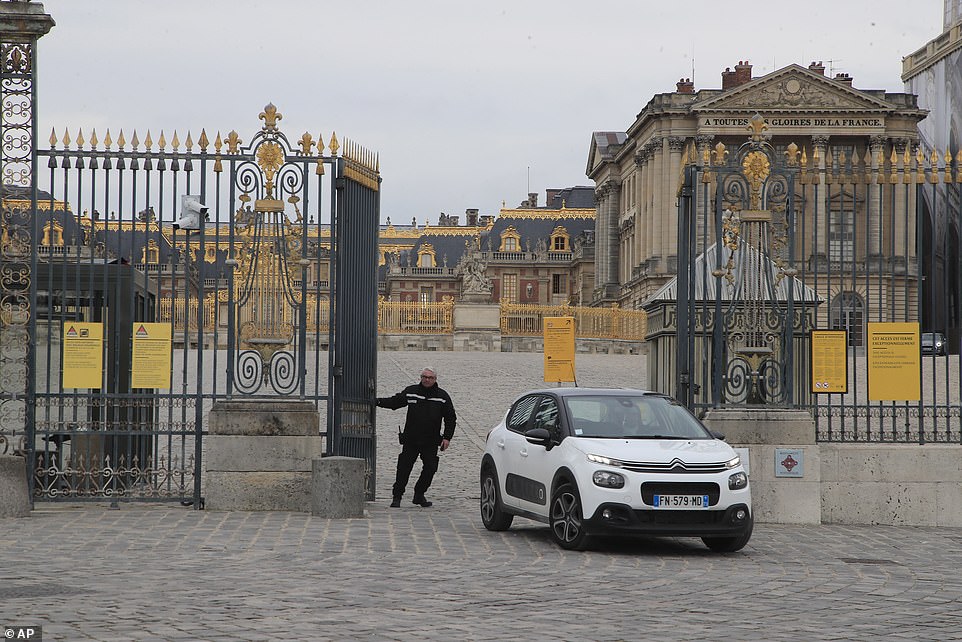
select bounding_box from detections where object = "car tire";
[549,482,591,551]
[480,465,513,531]
[701,514,754,553]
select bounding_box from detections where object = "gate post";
[0,3,55,493]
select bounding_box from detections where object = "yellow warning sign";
[544,317,576,383]
[867,322,921,401]
[131,323,172,389]
[810,329,848,394]
[62,322,103,389]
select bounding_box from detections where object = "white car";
[480,388,753,552]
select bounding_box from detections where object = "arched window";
[417,242,436,268]
[42,221,63,246]
[142,240,160,264]
[500,226,521,252]
[830,291,864,347]
[550,225,569,251]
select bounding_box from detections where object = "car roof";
[519,387,658,398]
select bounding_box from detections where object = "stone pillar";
[867,135,886,258]
[0,0,56,487]
[0,455,29,517]
[204,400,323,511]
[311,457,365,518]
[893,137,909,259]
[701,408,821,525]
[452,302,501,351]
[667,136,686,265]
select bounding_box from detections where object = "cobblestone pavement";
[2,351,962,641]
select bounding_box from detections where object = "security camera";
[173,195,209,231]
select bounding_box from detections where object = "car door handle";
[497,439,505,449]
[520,448,528,457]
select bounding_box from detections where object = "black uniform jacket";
[377,383,456,445]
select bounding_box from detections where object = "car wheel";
[480,465,513,531]
[549,482,591,550]
[702,514,754,553]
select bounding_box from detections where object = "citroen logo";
[669,458,688,471]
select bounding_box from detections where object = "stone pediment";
[691,64,895,113]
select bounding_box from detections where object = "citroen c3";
[479,388,753,552]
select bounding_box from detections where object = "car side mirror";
[710,430,726,441]
[524,427,553,450]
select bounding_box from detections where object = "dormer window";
[550,225,569,251]
[418,242,437,268]
[42,221,64,246]
[500,226,521,252]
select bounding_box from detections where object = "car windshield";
[563,394,712,440]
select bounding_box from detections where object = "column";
[667,136,687,269]
[868,135,886,258]
[812,135,830,259]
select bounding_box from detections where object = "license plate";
[653,494,710,509]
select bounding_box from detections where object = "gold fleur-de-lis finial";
[785,142,800,166]
[226,130,241,154]
[298,132,314,155]
[259,103,282,131]
[712,141,728,165]
[748,113,768,142]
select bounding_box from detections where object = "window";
[550,225,569,251]
[828,209,854,262]
[419,286,434,303]
[142,240,159,264]
[417,243,436,268]
[532,397,560,435]
[552,274,567,295]
[507,395,539,432]
[501,273,518,302]
[500,226,521,252]
[42,221,63,246]
[830,291,863,347]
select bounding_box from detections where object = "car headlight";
[593,470,626,488]
[724,455,741,469]
[587,453,624,467]
[729,471,748,490]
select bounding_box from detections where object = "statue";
[459,256,491,295]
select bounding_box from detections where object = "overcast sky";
[35,0,943,223]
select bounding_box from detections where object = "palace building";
[586,60,927,346]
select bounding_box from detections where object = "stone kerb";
[0,455,30,517]
[205,400,322,511]
[702,408,821,525]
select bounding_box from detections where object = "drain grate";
[839,557,900,566]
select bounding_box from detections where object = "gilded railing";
[378,300,454,334]
[156,297,646,340]
[500,303,647,340]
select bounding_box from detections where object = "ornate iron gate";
[668,114,962,444]
[2,97,380,503]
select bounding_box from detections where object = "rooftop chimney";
[734,60,753,85]
[808,61,825,75]
[465,208,479,226]
[722,61,753,89]
[834,72,853,86]
[721,67,737,90]
[676,77,694,94]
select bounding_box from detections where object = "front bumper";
[584,502,752,538]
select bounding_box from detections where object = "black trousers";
[393,440,439,499]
